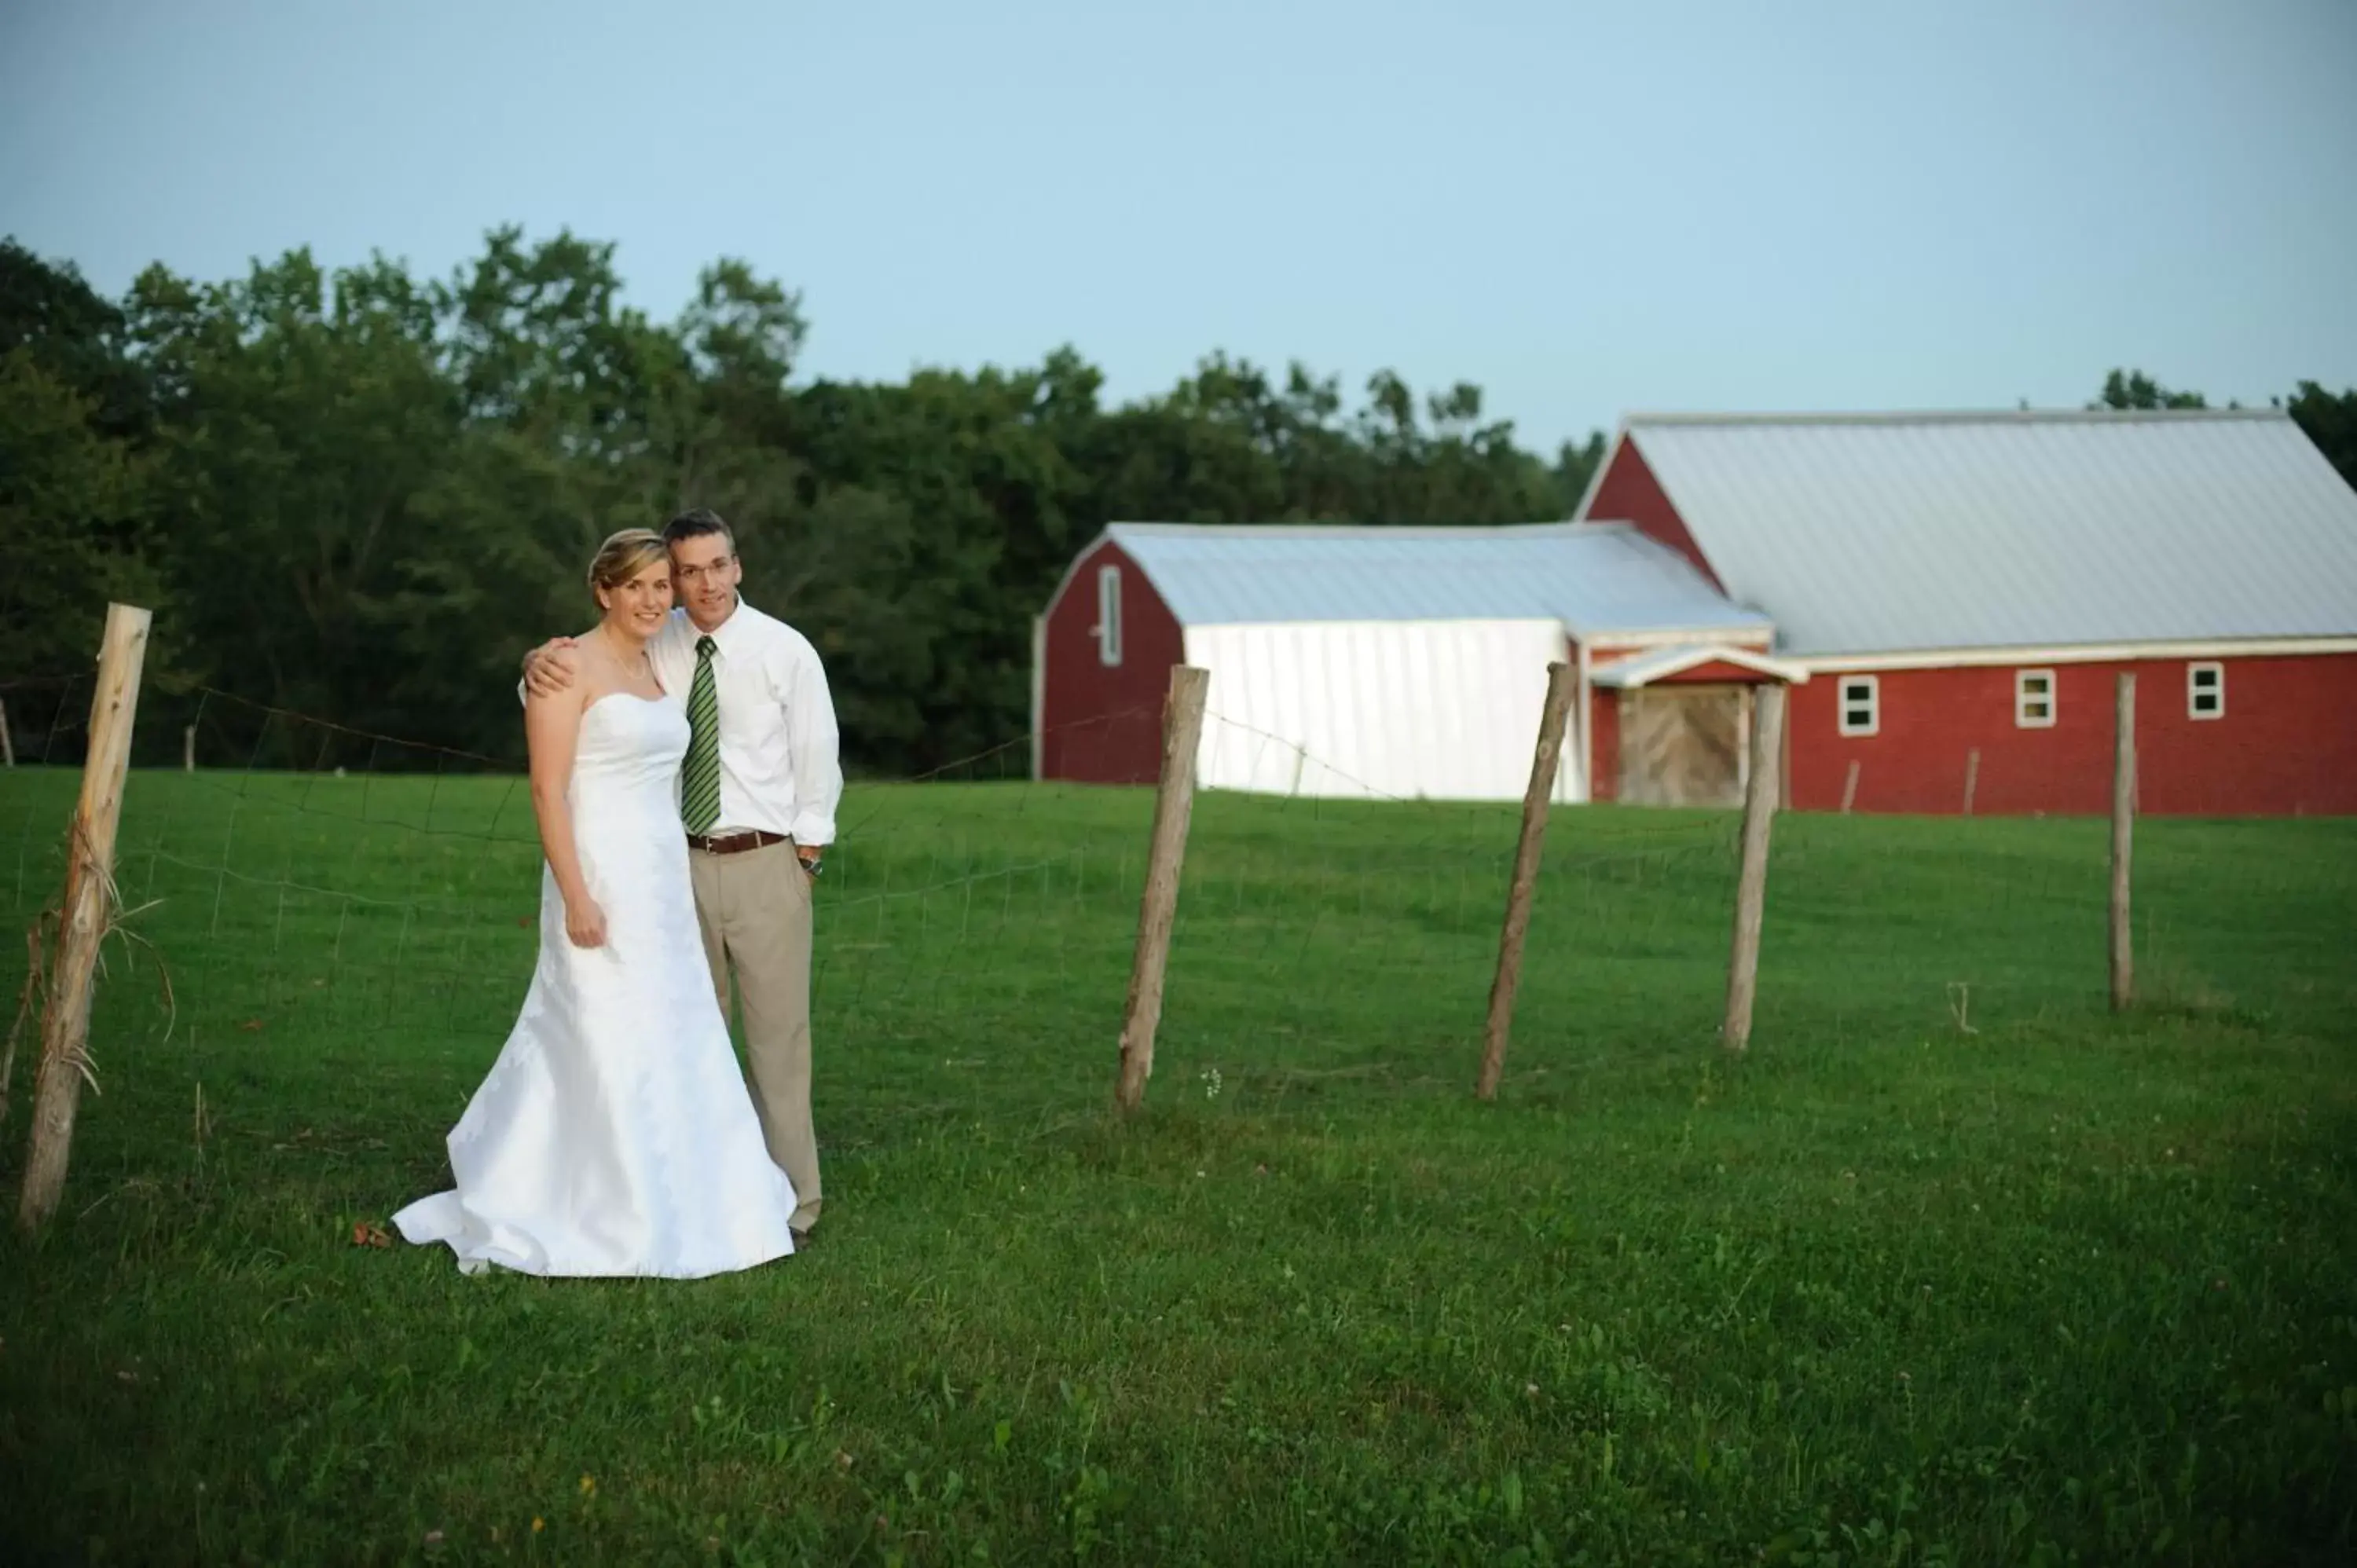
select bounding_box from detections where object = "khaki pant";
[687,838,820,1233]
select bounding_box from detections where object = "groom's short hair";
[663,508,735,553]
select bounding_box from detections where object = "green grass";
[2,766,2353,1565]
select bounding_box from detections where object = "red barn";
[1033,522,1800,804]
[1571,408,2357,815]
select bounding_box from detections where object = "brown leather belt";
[685,829,791,855]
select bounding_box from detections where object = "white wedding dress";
[394,691,800,1278]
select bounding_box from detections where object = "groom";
[522,507,842,1244]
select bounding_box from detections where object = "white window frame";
[1837,674,1879,737]
[2187,661,2224,720]
[1094,564,1123,667]
[2014,668,2056,729]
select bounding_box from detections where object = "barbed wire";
[4,671,2351,1141]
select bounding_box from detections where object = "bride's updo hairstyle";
[588,529,670,607]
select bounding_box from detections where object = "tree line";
[4,229,2352,775]
[1,229,1600,775]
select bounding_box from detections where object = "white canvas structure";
[1072,523,1766,804]
[1188,619,1578,801]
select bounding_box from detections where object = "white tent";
[1189,618,1579,800]
[1093,523,1770,803]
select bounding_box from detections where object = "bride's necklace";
[596,625,654,684]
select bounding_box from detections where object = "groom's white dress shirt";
[650,602,842,847]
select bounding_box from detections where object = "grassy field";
[1,763,2353,1565]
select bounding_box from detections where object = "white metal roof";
[1589,644,1812,687]
[1096,522,1769,636]
[1584,409,2357,658]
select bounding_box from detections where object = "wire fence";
[2,669,2354,1178]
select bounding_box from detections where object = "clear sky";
[3,0,2352,449]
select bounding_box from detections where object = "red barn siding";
[1039,539,1184,784]
[1789,654,2357,816]
[1584,439,1725,590]
[1587,687,1622,802]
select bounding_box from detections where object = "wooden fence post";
[0,698,13,768]
[2110,672,2135,1012]
[1115,665,1210,1114]
[1840,759,1859,815]
[18,603,152,1235]
[183,725,196,773]
[1963,748,1980,815]
[1475,661,1578,1101]
[1721,683,1787,1053]
[1778,703,1792,812]
[1028,613,1047,782]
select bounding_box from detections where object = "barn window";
[2187,661,2224,720]
[2015,669,2056,728]
[1837,675,1878,736]
[1094,564,1124,667]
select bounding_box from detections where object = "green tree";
[789,363,1089,770]
[0,347,158,676]
[1552,431,1607,512]
[2094,368,2207,410]
[124,250,465,756]
[0,237,150,438]
[2284,381,2357,489]
[0,239,161,686]
[5,223,1619,775]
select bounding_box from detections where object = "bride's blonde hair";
[588,529,669,606]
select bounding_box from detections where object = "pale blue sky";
[3,1,2352,449]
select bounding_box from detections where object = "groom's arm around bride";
[523,509,841,1242]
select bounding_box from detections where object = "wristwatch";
[798,851,823,877]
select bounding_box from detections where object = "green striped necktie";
[682,635,722,833]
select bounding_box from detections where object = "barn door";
[1618,686,1747,807]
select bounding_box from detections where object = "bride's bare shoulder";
[530,638,621,716]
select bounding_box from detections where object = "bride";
[394,529,801,1277]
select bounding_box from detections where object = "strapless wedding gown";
[394,691,800,1277]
